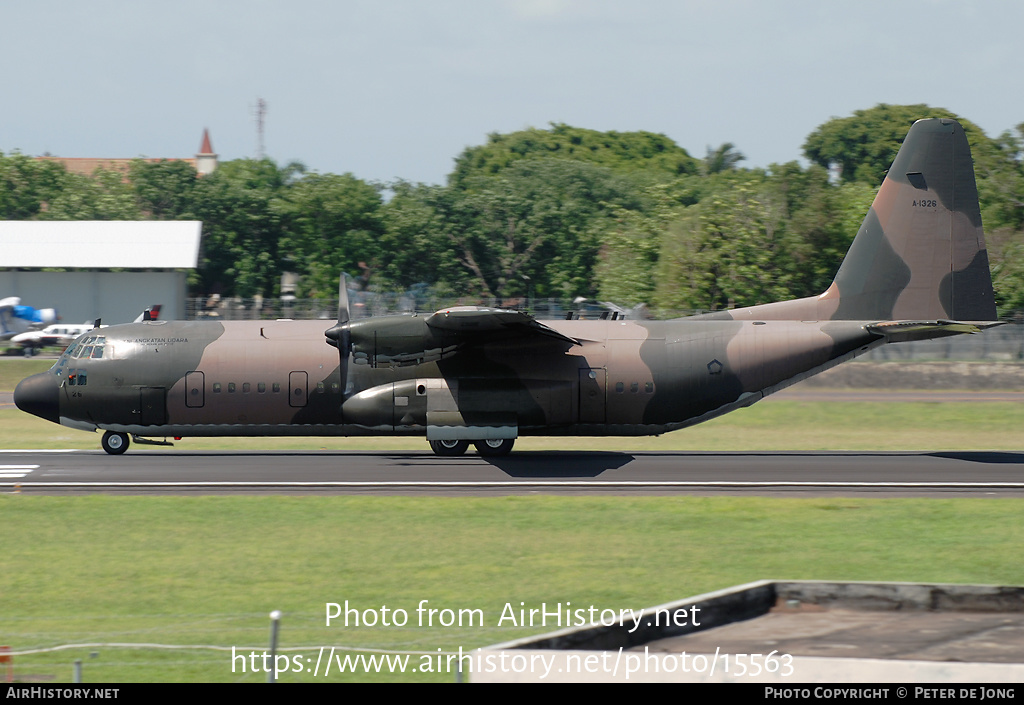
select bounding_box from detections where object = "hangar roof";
[0,221,202,269]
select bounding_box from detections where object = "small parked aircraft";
[1,298,59,350]
[12,322,95,355]
[15,119,1001,455]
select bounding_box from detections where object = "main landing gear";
[99,431,174,454]
[427,438,515,457]
[101,431,130,455]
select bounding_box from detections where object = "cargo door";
[141,387,168,425]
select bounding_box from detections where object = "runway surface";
[3,449,1024,497]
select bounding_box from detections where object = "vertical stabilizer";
[703,118,998,324]
[825,118,996,321]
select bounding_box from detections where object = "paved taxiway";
[3,449,1024,496]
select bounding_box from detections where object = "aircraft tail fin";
[702,118,998,325]
[821,117,996,322]
[134,304,162,323]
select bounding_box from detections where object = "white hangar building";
[0,221,202,324]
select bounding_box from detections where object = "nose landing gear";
[101,431,130,455]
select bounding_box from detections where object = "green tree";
[276,172,384,298]
[988,226,1024,314]
[595,181,692,307]
[190,159,298,297]
[702,142,746,175]
[129,159,199,219]
[376,181,459,292]
[449,124,699,187]
[758,161,877,296]
[431,159,642,300]
[803,103,991,186]
[0,152,66,219]
[42,167,141,220]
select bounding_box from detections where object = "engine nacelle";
[341,379,428,428]
[341,377,519,440]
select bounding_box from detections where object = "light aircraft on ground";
[12,322,96,355]
[15,119,1002,455]
[1,298,59,349]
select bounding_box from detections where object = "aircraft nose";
[14,372,60,424]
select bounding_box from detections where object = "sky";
[2,0,1022,186]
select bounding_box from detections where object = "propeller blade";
[338,273,350,327]
[325,273,353,402]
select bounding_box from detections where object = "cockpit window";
[70,335,107,359]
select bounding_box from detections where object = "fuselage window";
[213,383,222,393]
[243,382,251,393]
[630,382,638,393]
[228,382,236,393]
[645,382,654,393]
[258,382,266,393]
[272,383,281,393]
[316,381,325,393]
[615,382,624,393]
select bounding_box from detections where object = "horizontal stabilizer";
[865,320,1005,343]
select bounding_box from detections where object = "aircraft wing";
[865,320,1006,343]
[425,307,580,347]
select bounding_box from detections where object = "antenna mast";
[254,98,267,160]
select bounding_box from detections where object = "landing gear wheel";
[429,439,469,457]
[474,438,515,457]
[101,431,130,455]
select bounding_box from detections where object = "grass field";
[3,357,1024,682]
[0,357,53,389]
[5,495,1024,683]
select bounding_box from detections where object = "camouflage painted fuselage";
[37,314,882,438]
[13,118,1000,451]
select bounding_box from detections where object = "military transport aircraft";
[14,118,1002,456]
